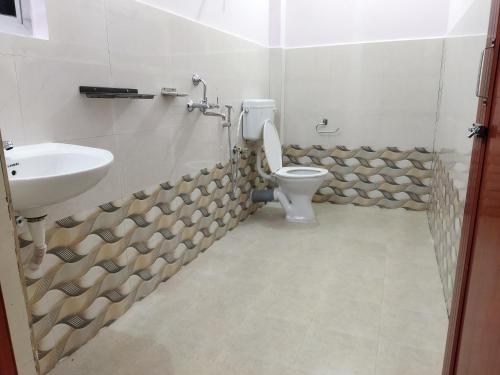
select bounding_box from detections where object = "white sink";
[5,143,114,218]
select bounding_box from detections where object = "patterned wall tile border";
[18,154,259,374]
[282,145,434,210]
[427,154,466,315]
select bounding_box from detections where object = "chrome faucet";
[3,140,13,150]
[192,73,207,103]
[187,73,219,113]
[204,110,226,120]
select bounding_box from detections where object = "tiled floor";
[49,204,448,375]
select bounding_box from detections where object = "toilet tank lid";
[242,99,276,109]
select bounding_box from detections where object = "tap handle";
[192,73,202,85]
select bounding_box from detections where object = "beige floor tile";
[385,258,442,287]
[209,356,302,375]
[334,237,388,258]
[323,272,386,304]
[375,340,444,375]
[386,242,438,266]
[380,307,448,353]
[383,278,448,316]
[331,252,386,279]
[293,324,379,375]
[265,260,336,292]
[313,298,382,340]
[222,255,286,284]
[386,231,435,250]
[251,284,324,324]
[47,204,447,375]
[49,328,218,375]
[221,313,311,367]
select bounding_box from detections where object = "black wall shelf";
[79,86,155,99]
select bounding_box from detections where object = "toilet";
[242,99,328,223]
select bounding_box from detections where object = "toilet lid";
[263,120,283,173]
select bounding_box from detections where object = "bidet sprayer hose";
[230,111,245,194]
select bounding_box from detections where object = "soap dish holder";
[161,88,188,97]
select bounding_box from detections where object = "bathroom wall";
[428,34,483,313]
[284,0,451,47]
[429,0,490,314]
[283,38,443,149]
[435,36,485,155]
[138,0,271,46]
[447,0,491,35]
[278,38,442,210]
[0,0,269,222]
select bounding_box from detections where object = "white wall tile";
[436,35,485,154]
[106,0,173,70]
[269,48,285,136]
[283,38,443,149]
[116,127,175,196]
[14,56,113,144]
[169,118,225,182]
[0,54,24,144]
[11,0,109,64]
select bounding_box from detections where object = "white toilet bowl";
[274,166,328,223]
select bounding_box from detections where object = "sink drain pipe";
[26,215,47,271]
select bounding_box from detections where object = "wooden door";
[443,0,500,373]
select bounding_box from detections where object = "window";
[0,0,20,19]
[0,0,48,39]
[0,0,23,36]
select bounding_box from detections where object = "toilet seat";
[275,166,328,179]
[262,120,283,173]
[262,121,328,179]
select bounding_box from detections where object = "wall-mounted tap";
[192,73,207,103]
[187,73,219,113]
[204,109,226,120]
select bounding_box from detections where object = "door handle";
[475,50,486,99]
[475,41,496,101]
[468,123,488,139]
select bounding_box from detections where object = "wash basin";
[5,143,113,218]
